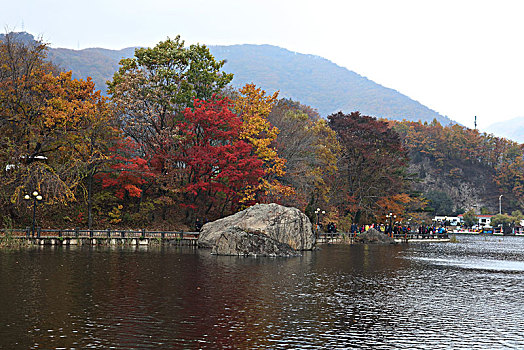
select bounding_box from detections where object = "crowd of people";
[347,223,448,236]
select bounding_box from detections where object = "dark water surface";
[1,235,524,349]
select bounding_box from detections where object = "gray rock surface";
[211,227,300,257]
[198,203,315,254]
[354,228,396,244]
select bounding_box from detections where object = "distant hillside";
[2,32,453,124]
[209,45,453,124]
[486,117,524,143]
[47,47,136,92]
[0,31,36,45]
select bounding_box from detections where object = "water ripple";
[1,237,524,348]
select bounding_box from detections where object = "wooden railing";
[3,228,449,243]
[1,228,200,240]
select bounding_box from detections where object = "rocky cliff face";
[410,157,500,213]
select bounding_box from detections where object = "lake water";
[1,235,524,349]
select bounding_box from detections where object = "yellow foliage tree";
[0,34,118,228]
[233,84,294,203]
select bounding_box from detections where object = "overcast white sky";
[3,0,524,129]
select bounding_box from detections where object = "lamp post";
[499,195,503,215]
[24,191,43,238]
[314,208,325,236]
[386,212,396,237]
[315,208,320,236]
[393,214,397,237]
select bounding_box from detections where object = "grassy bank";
[0,233,31,248]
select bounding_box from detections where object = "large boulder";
[198,203,315,254]
[354,228,396,244]
[212,227,301,257]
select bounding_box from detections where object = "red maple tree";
[97,138,155,200]
[175,97,264,217]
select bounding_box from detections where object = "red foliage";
[97,138,155,200]
[176,97,264,213]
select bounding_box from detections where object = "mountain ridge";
[208,44,453,124]
[486,116,524,143]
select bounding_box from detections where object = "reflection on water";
[412,256,524,272]
[1,236,523,349]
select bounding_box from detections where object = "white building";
[433,216,461,226]
[457,214,494,228]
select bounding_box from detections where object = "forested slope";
[392,120,524,215]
